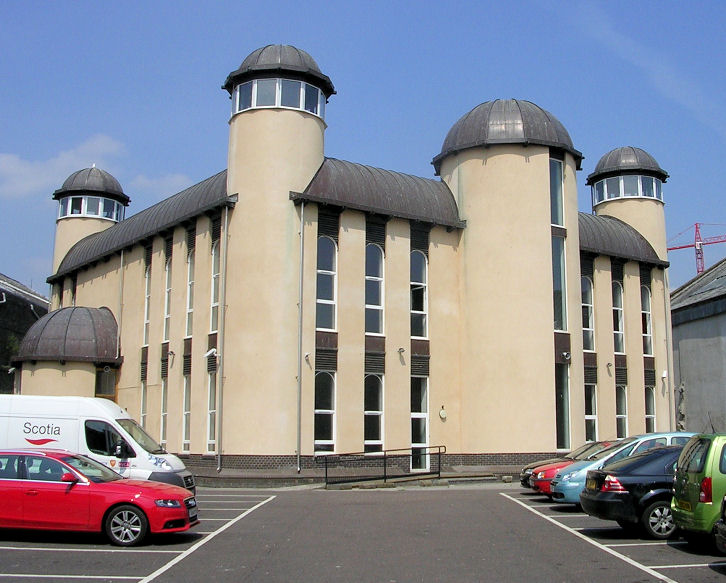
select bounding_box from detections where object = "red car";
[530,441,614,496]
[0,449,198,546]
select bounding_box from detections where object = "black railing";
[316,445,446,486]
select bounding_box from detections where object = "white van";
[0,395,195,492]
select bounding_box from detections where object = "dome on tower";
[432,99,582,175]
[222,44,335,97]
[53,167,129,205]
[586,146,668,185]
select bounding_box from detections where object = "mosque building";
[12,45,673,473]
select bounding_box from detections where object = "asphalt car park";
[3,483,726,582]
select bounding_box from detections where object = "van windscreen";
[117,419,166,454]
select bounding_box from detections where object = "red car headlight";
[155,499,182,508]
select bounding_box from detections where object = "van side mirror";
[114,440,128,458]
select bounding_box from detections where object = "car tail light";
[700,477,713,503]
[601,475,627,493]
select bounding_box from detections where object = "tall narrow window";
[641,286,653,355]
[143,265,151,346]
[210,241,220,333]
[140,381,147,429]
[550,158,564,226]
[207,372,217,453]
[581,277,594,351]
[645,386,656,433]
[552,237,567,331]
[186,250,195,337]
[555,364,570,449]
[365,244,384,334]
[364,375,383,453]
[411,376,429,470]
[163,257,172,341]
[316,237,337,331]
[160,378,168,447]
[182,375,191,452]
[612,281,624,353]
[584,384,597,441]
[314,372,335,452]
[616,385,628,438]
[410,251,428,338]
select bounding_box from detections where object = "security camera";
[561,351,571,361]
[203,348,217,358]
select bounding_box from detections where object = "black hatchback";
[579,445,684,539]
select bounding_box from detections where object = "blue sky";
[2,1,725,294]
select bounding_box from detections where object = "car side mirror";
[60,472,78,483]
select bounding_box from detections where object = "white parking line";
[0,576,139,580]
[138,495,276,583]
[607,541,689,548]
[652,561,726,569]
[0,545,179,554]
[501,493,679,583]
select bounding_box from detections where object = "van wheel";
[105,505,148,546]
[641,500,676,539]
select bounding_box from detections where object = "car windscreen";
[565,442,599,460]
[117,418,166,454]
[62,455,123,483]
[589,439,633,460]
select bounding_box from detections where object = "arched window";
[364,374,383,453]
[612,281,624,353]
[365,244,384,335]
[411,376,429,470]
[552,237,567,331]
[410,251,427,338]
[584,384,597,441]
[186,250,195,337]
[143,265,151,346]
[316,237,337,331]
[210,241,220,333]
[581,277,594,351]
[645,386,656,432]
[616,385,627,438]
[163,257,172,341]
[641,286,653,355]
[314,371,335,452]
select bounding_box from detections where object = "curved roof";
[14,306,120,364]
[53,167,130,205]
[222,44,335,97]
[432,99,583,174]
[293,158,464,229]
[578,213,667,267]
[586,146,668,184]
[50,170,235,283]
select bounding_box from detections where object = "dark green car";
[672,434,726,543]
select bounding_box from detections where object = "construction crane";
[668,223,726,274]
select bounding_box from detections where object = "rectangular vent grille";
[364,352,385,374]
[411,355,429,376]
[315,348,338,371]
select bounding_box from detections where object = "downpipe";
[217,206,230,473]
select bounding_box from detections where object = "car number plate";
[676,499,692,511]
[189,508,198,521]
[586,478,596,490]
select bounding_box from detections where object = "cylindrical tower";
[587,147,669,261]
[433,99,584,452]
[52,166,130,273]
[220,45,335,454]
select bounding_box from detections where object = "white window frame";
[591,175,664,207]
[410,250,428,339]
[58,195,124,222]
[140,380,147,429]
[581,276,595,351]
[316,236,337,332]
[645,386,656,433]
[550,158,564,227]
[163,257,172,342]
[584,383,597,441]
[552,236,567,332]
[143,265,151,346]
[364,374,384,453]
[641,285,653,356]
[410,376,429,471]
[616,385,628,438]
[314,371,336,453]
[210,240,220,333]
[186,249,195,337]
[365,244,384,335]
[160,378,168,447]
[182,375,191,452]
[207,372,217,453]
[231,78,326,120]
[612,281,625,353]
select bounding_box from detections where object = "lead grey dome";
[433,99,582,174]
[53,167,129,205]
[586,146,668,185]
[14,306,120,364]
[223,44,335,97]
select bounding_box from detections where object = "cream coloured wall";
[440,145,559,452]
[623,261,646,435]
[592,256,617,439]
[53,217,115,273]
[651,268,674,431]
[20,362,96,397]
[596,199,667,261]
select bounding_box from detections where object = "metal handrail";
[315,445,446,486]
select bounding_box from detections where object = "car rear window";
[606,447,681,475]
[679,437,711,473]
[719,444,726,474]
